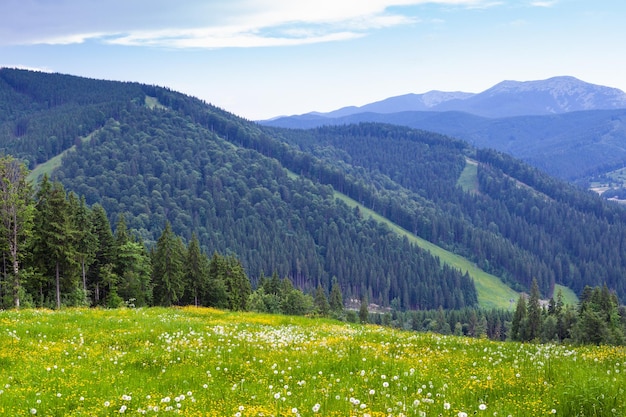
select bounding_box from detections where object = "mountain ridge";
[269,76,626,120]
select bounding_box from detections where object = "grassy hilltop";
[0,307,624,416]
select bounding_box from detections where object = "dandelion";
[458,413,468,417]
[444,402,451,410]
[312,403,321,413]
[119,405,127,413]
[30,409,37,415]
[291,407,298,414]
[369,389,375,395]
[104,401,111,407]
[479,404,487,411]
[551,410,557,414]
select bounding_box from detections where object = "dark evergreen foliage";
[3,68,626,315]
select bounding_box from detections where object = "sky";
[1,0,625,120]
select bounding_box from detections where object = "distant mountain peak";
[478,76,626,115]
[266,76,626,121]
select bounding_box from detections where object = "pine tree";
[185,233,209,306]
[116,240,152,306]
[68,194,97,303]
[0,155,34,308]
[222,255,251,311]
[89,204,116,305]
[511,294,527,341]
[31,176,77,309]
[314,284,330,316]
[206,252,229,308]
[152,222,185,306]
[329,278,344,315]
[359,295,369,324]
[527,278,542,341]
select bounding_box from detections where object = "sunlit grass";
[0,307,623,416]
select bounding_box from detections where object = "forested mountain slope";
[2,68,626,307]
[262,109,626,183]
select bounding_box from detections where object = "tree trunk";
[12,212,20,309]
[82,259,87,293]
[13,258,19,309]
[56,261,61,309]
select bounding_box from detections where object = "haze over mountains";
[263,77,626,182]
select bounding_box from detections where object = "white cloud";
[0,0,498,48]
[0,65,53,73]
[530,0,558,7]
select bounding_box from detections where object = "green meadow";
[334,191,519,310]
[0,307,623,416]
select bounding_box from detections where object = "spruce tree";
[0,155,34,308]
[314,284,330,316]
[222,255,251,311]
[185,233,209,306]
[329,279,344,315]
[527,278,542,341]
[206,252,229,308]
[359,295,369,324]
[31,176,77,309]
[68,194,97,302]
[89,204,116,305]
[152,222,185,306]
[511,294,527,341]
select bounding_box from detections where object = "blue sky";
[1,0,624,120]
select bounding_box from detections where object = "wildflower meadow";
[0,307,624,416]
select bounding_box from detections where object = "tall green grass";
[0,307,622,416]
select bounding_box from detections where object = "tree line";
[367,279,626,346]
[0,155,344,315]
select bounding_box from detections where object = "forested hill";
[1,68,626,308]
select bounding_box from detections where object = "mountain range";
[284,76,626,119]
[2,68,626,308]
[263,77,626,182]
